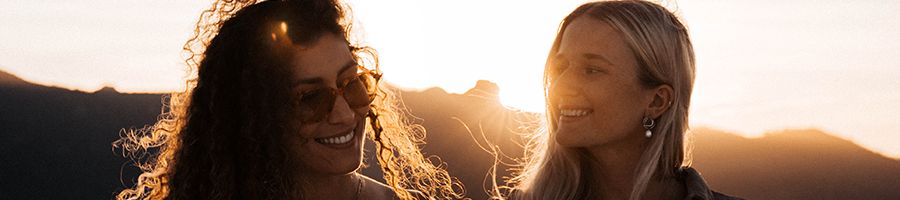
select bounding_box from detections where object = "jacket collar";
[680,167,715,200]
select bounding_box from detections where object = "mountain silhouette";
[691,128,900,200]
[0,69,27,86]
[0,71,162,199]
[1,69,898,199]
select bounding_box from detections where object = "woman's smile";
[314,127,355,145]
[312,127,359,149]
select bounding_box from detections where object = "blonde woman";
[508,1,739,199]
[114,0,461,199]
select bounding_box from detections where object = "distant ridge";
[93,86,120,94]
[1,72,898,199]
[463,80,500,102]
[0,69,139,94]
[0,69,27,86]
[691,128,900,200]
[0,75,164,199]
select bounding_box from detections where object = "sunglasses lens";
[344,76,374,108]
[295,74,376,123]
[297,88,335,122]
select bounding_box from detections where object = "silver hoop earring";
[642,116,655,138]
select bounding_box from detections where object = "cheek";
[297,123,320,138]
[585,84,645,130]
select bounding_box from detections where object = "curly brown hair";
[114,0,463,199]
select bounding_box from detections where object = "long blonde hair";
[113,0,462,199]
[509,1,695,199]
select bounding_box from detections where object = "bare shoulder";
[358,175,394,200]
[358,175,431,200]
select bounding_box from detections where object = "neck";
[300,172,361,200]
[584,133,648,200]
[584,133,686,200]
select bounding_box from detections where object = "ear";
[645,84,673,119]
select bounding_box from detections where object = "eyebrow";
[582,53,614,66]
[293,60,357,86]
[553,53,614,66]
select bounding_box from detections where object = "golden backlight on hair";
[271,21,293,46]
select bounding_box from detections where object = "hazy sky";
[1,0,898,157]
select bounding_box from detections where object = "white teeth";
[559,109,591,117]
[315,130,354,145]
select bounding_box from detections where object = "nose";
[550,68,579,98]
[327,94,356,125]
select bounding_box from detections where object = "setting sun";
[348,0,584,113]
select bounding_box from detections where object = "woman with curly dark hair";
[114,0,462,199]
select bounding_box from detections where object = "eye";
[299,89,327,103]
[583,67,604,74]
[550,59,569,76]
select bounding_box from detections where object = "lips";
[314,128,355,145]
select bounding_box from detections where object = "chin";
[296,138,365,176]
[555,129,618,148]
[310,154,362,175]
[332,161,362,175]
[554,130,590,147]
[340,150,364,173]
